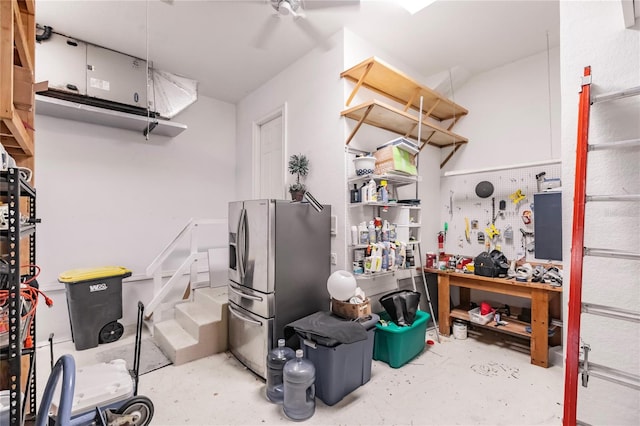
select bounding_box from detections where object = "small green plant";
[288,154,309,193]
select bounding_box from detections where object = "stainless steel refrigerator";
[227,199,331,379]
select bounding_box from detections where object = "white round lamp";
[326,270,357,301]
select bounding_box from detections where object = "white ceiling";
[35,0,560,104]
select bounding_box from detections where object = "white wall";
[560,1,640,424]
[34,95,236,343]
[236,31,347,277]
[436,48,562,309]
[236,28,443,303]
[442,47,561,173]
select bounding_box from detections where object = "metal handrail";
[145,218,226,276]
[588,137,640,151]
[586,194,640,202]
[582,302,640,323]
[36,354,76,426]
[583,247,640,261]
[591,85,640,103]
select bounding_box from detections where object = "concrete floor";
[35,326,565,425]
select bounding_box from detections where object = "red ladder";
[563,67,640,425]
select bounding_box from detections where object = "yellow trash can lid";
[58,266,132,283]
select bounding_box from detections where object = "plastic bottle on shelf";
[360,182,368,202]
[266,339,296,404]
[381,243,389,271]
[368,221,376,244]
[367,178,377,202]
[283,349,316,421]
[350,184,361,203]
[396,243,406,268]
[388,243,396,270]
[351,226,358,246]
[371,245,383,272]
[379,180,389,203]
[358,222,368,245]
[381,220,390,242]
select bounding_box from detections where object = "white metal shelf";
[348,173,421,186]
[354,268,416,280]
[349,202,421,209]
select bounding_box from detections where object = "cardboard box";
[374,146,417,175]
[331,298,372,319]
[13,65,34,111]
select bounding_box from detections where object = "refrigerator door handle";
[238,207,247,280]
[228,284,264,302]
[229,305,262,326]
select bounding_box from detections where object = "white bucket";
[452,320,467,339]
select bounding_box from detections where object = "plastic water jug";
[283,349,316,421]
[266,339,295,403]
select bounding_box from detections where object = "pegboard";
[440,162,562,262]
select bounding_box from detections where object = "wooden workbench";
[425,268,562,367]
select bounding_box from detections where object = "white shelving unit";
[340,58,468,341]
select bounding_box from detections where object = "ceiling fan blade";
[252,14,280,50]
[294,16,332,51]
[301,0,360,10]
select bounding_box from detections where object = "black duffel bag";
[474,250,509,277]
[379,290,421,326]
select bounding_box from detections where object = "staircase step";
[175,302,221,340]
[153,286,230,366]
[154,319,198,365]
[194,286,228,307]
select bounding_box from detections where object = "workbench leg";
[438,274,451,336]
[531,289,550,367]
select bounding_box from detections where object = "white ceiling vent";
[34,27,197,137]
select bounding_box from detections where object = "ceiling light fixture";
[279,0,293,15]
[395,0,437,15]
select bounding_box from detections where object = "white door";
[254,106,286,199]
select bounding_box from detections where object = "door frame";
[251,103,288,199]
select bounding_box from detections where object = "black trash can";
[58,266,131,351]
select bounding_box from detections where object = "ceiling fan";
[253,0,360,50]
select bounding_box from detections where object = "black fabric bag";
[379,290,421,326]
[474,250,509,277]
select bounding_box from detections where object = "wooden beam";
[423,98,440,121]
[12,0,33,72]
[440,143,464,169]
[0,0,14,119]
[344,104,373,145]
[446,115,462,131]
[2,111,33,156]
[345,61,373,107]
[1,139,22,151]
[403,87,420,112]
[18,0,35,15]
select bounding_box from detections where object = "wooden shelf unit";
[450,307,533,339]
[340,57,469,167]
[1,0,36,166]
[342,99,468,148]
[427,268,562,367]
[341,56,468,121]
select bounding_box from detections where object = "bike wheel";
[99,321,124,344]
[115,396,154,426]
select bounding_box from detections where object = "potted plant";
[288,153,309,201]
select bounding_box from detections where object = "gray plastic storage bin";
[298,313,379,406]
[58,267,131,351]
